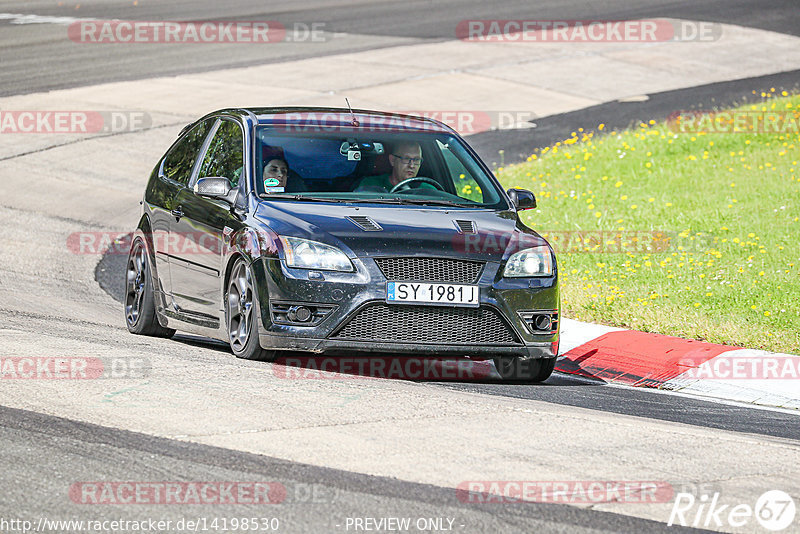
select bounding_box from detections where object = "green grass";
[497,91,800,354]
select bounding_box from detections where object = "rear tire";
[225,258,277,361]
[125,237,176,338]
[493,356,556,383]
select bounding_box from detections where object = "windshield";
[254,128,507,208]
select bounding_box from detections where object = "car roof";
[197,107,456,135]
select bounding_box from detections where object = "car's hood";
[253,200,548,262]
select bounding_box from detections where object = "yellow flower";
[614,181,623,187]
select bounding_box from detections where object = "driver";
[355,141,436,192]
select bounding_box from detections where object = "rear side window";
[162,120,212,186]
[198,120,245,186]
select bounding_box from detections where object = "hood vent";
[347,215,383,231]
[453,219,476,234]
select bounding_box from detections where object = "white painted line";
[0,13,88,25]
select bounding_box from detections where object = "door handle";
[171,206,184,220]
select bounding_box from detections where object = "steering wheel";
[389,177,445,193]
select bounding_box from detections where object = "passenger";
[262,157,289,193]
[356,141,435,192]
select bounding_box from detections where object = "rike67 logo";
[669,490,796,531]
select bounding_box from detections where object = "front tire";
[125,237,175,338]
[225,258,276,361]
[493,356,556,383]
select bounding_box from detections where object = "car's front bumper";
[253,256,559,360]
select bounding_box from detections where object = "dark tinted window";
[198,120,245,186]
[163,120,212,186]
[253,128,505,208]
[260,137,358,180]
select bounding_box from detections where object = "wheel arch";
[131,213,170,328]
[222,250,272,335]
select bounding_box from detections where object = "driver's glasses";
[393,154,423,166]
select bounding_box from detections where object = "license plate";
[386,282,479,307]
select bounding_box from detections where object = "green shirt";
[356,173,436,192]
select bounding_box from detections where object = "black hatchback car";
[125,108,559,381]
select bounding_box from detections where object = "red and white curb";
[557,318,800,411]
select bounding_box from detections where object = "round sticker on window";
[264,178,280,187]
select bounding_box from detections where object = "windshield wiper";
[340,197,464,206]
[386,197,471,207]
[260,195,471,207]
[260,194,350,202]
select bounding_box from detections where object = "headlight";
[503,246,554,277]
[278,236,353,272]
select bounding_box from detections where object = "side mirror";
[194,177,237,204]
[507,188,537,210]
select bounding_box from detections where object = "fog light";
[534,314,552,331]
[518,310,559,334]
[270,302,336,326]
[287,305,312,323]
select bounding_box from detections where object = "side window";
[162,120,212,186]
[439,141,484,203]
[198,120,244,186]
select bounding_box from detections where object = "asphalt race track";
[1,0,799,96]
[1,1,799,533]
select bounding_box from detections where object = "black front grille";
[331,303,519,345]
[375,257,484,283]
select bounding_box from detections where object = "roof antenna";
[345,98,359,127]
